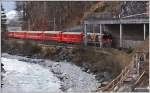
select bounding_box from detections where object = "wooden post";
[136,52,140,76]
[144,24,146,40]
[84,24,87,46]
[120,24,123,48]
[99,24,102,48]
[143,53,146,62]
[137,59,140,76]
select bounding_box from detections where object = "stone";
[103,71,111,81]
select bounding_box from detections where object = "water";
[1,54,99,92]
[1,57,61,92]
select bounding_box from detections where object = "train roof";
[8,31,27,32]
[26,31,43,33]
[63,32,83,34]
[43,31,62,33]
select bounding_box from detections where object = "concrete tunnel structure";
[83,13,149,48]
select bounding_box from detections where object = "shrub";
[30,45,42,55]
[43,48,54,58]
[127,47,134,54]
[21,41,42,56]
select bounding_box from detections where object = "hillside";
[16,1,97,30]
[16,1,148,31]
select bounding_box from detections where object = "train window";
[45,34,57,37]
[28,33,41,36]
[63,34,80,38]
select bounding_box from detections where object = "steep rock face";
[88,1,148,18]
[120,1,148,17]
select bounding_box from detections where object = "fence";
[96,51,148,92]
[96,64,131,92]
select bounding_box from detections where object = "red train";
[6,31,84,43]
[6,31,112,47]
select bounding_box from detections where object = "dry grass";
[72,46,130,78]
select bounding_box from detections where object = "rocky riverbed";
[2,40,127,91]
[1,53,99,92]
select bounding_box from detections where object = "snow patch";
[2,53,99,92]
[6,10,18,20]
[1,57,61,92]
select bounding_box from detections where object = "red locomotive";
[102,33,112,48]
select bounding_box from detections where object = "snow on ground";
[1,53,99,92]
[1,56,61,92]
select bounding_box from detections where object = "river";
[1,56,61,92]
[1,53,98,92]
